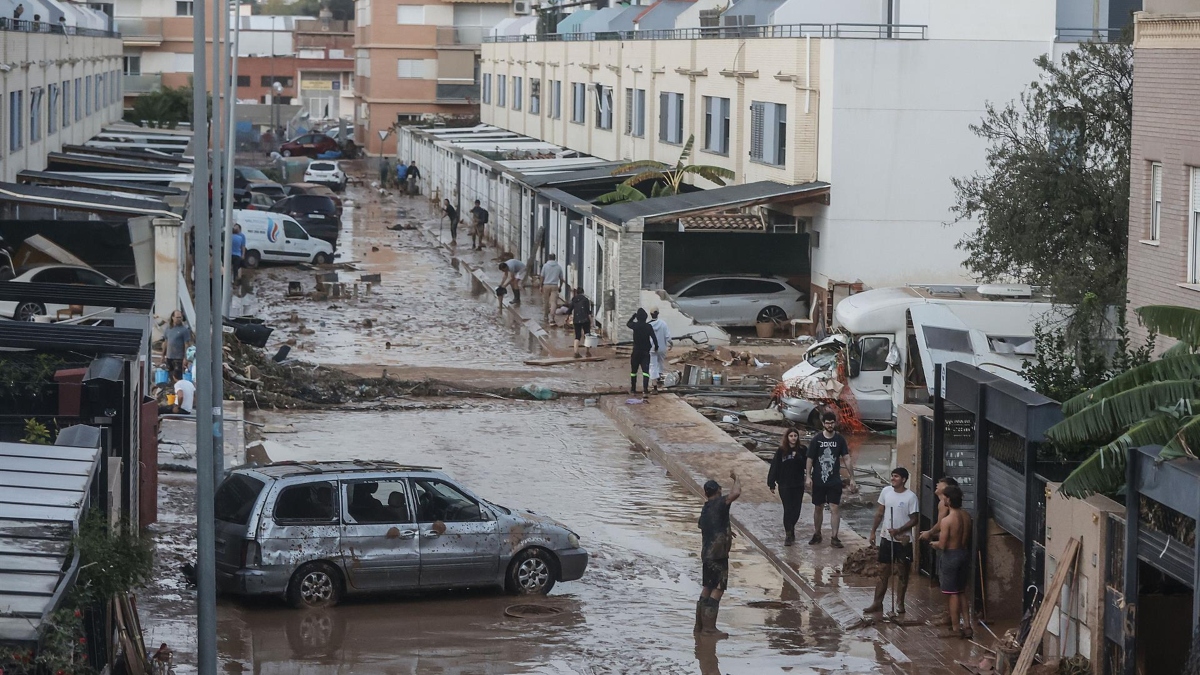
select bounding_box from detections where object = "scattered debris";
[842,545,883,576]
[360,273,382,283]
[524,356,607,366]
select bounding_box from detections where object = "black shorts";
[810,480,843,506]
[574,321,591,340]
[939,548,969,594]
[701,557,728,591]
[877,538,914,565]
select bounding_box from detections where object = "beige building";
[354,0,515,155]
[1126,0,1200,348]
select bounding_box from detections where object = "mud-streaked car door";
[411,478,501,588]
[339,479,421,591]
[260,479,341,572]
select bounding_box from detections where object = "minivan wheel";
[15,301,46,321]
[287,562,342,609]
[312,252,330,265]
[506,548,557,595]
[243,250,262,269]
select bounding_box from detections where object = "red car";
[279,133,338,158]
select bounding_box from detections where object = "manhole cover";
[505,604,565,619]
[746,600,791,610]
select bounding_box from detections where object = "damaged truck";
[779,285,1058,428]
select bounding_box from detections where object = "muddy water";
[251,191,534,370]
[202,403,898,674]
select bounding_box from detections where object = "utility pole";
[209,0,226,487]
[222,0,241,316]
[190,0,217,670]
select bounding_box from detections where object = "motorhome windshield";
[806,341,842,369]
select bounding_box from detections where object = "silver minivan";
[213,461,588,608]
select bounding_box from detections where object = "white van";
[235,209,334,268]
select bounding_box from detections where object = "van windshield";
[215,474,266,524]
[805,341,843,370]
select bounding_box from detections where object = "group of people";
[443,199,490,250]
[625,308,671,398]
[157,310,197,417]
[698,417,974,638]
[379,159,421,196]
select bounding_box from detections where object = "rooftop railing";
[0,17,120,38]
[1055,26,1126,42]
[484,22,927,43]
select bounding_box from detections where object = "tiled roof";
[679,214,764,231]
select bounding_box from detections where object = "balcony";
[116,17,163,45]
[124,73,163,94]
[436,83,480,102]
[1054,26,1124,42]
[437,26,488,46]
[484,22,928,42]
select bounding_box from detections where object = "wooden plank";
[1013,537,1080,675]
[523,356,607,366]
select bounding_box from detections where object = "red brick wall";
[1126,46,1200,350]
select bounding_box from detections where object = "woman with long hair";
[767,428,807,546]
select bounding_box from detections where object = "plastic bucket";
[755,321,776,338]
[713,373,724,385]
[584,334,600,348]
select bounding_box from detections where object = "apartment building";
[0,15,126,182]
[354,0,517,155]
[1126,0,1200,348]
[479,0,1138,297]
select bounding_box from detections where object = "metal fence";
[1055,26,1126,42]
[485,22,927,43]
[0,18,120,38]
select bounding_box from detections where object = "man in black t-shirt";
[806,411,855,548]
[566,287,594,358]
[469,200,490,250]
[696,470,741,636]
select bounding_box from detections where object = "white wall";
[903,0,1058,41]
[772,0,883,25]
[809,37,1051,289]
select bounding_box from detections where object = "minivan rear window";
[215,474,266,525]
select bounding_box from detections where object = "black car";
[270,195,340,247]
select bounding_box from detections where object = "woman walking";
[767,428,807,546]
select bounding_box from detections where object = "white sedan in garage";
[667,275,807,327]
[0,264,122,321]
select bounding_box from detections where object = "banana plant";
[593,134,735,204]
[1053,305,1200,497]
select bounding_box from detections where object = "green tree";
[595,134,735,204]
[1049,305,1200,498]
[124,84,208,129]
[949,39,1132,316]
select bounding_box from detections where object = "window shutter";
[1193,167,1200,212]
[659,92,669,141]
[625,88,633,134]
[1153,164,1162,201]
[775,103,786,165]
[750,102,764,160]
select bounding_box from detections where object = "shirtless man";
[932,484,972,639]
[919,476,959,626]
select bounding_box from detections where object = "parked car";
[269,194,340,247]
[279,133,339,158]
[243,191,278,211]
[233,166,283,195]
[233,209,334,267]
[285,183,343,217]
[213,461,588,608]
[666,275,807,327]
[0,264,122,321]
[303,160,347,192]
[248,182,286,202]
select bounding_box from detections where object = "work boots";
[699,598,727,638]
[784,528,795,546]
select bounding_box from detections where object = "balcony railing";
[124,73,163,94]
[1055,26,1126,42]
[437,83,481,102]
[0,17,120,38]
[438,25,489,45]
[116,17,162,41]
[484,22,927,43]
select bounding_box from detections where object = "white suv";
[667,275,807,326]
[303,160,346,192]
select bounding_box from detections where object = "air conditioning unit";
[513,0,531,15]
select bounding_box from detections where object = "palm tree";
[1051,305,1200,497]
[594,134,735,204]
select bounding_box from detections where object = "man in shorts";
[866,467,920,616]
[933,484,972,638]
[696,470,741,636]
[470,200,490,250]
[566,287,593,358]
[499,258,526,306]
[806,411,854,547]
[539,254,565,323]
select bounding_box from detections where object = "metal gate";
[1103,514,1127,675]
[641,240,664,290]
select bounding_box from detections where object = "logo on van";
[266,218,282,243]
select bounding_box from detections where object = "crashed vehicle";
[780,285,1058,427]
[214,461,588,608]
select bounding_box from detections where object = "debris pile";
[841,545,882,577]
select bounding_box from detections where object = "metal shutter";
[625,88,633,134]
[659,92,669,141]
[641,241,665,290]
[750,102,764,160]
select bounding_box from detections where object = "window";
[512,76,522,111]
[214,474,265,525]
[680,279,726,298]
[74,78,81,121]
[123,56,141,76]
[497,74,506,107]
[175,0,193,15]
[551,80,562,119]
[346,480,412,523]
[260,75,294,88]
[97,74,105,109]
[482,73,491,104]
[29,88,42,143]
[356,49,370,78]
[85,77,92,116]
[273,482,338,523]
[859,337,891,372]
[571,82,586,124]
[658,92,684,144]
[8,91,21,151]
[724,279,784,295]
[1151,162,1163,241]
[625,87,645,137]
[48,84,57,135]
[593,85,613,130]
[750,101,786,166]
[1189,168,1200,284]
[282,220,308,239]
[236,75,250,87]
[923,326,972,354]
[396,5,424,23]
[703,96,730,155]
[396,59,424,79]
[60,81,69,129]
[411,479,484,523]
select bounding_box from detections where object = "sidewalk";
[603,393,991,675]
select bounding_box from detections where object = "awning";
[45,152,190,175]
[679,214,764,231]
[0,183,181,220]
[595,180,831,226]
[17,171,184,197]
[0,437,102,645]
[519,162,655,188]
[0,322,145,355]
[60,144,194,167]
[0,282,155,310]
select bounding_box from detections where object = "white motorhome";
[780,285,1059,427]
